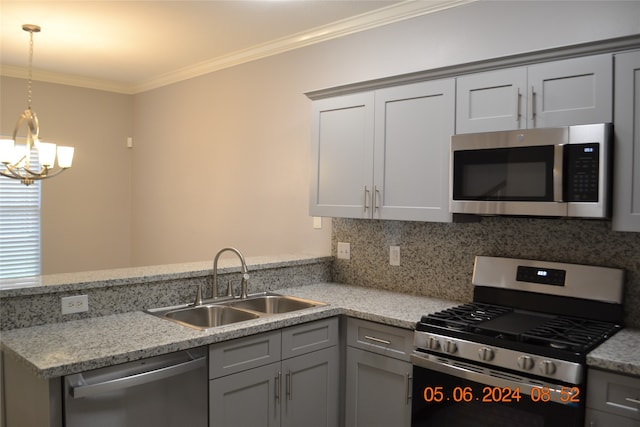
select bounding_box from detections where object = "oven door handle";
[411,353,578,405]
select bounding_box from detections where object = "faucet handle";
[194,284,204,306]
[226,280,235,298]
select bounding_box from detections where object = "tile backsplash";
[331,217,640,328]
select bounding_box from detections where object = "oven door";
[411,352,583,427]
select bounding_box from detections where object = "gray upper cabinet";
[310,79,455,222]
[456,67,528,133]
[613,50,640,232]
[373,80,454,222]
[456,54,613,133]
[310,92,374,219]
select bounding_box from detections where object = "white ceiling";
[0,0,470,94]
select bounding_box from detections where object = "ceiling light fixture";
[0,24,74,186]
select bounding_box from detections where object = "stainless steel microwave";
[450,123,612,218]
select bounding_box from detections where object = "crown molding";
[1,0,473,94]
[134,0,474,93]
[0,65,135,94]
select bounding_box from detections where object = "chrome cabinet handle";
[374,186,380,212]
[286,370,293,400]
[364,335,391,345]
[515,88,522,123]
[625,397,640,405]
[275,371,281,401]
[529,85,536,125]
[364,186,370,212]
[406,373,413,405]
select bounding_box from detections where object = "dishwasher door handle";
[69,356,206,398]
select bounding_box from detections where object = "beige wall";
[1,77,133,274]
[2,1,639,273]
[130,0,640,266]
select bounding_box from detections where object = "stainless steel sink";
[224,294,325,314]
[146,293,326,331]
[149,304,259,330]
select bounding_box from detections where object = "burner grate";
[421,303,512,331]
[522,317,621,352]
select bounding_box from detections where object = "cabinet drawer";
[347,318,413,361]
[586,408,640,427]
[282,317,339,359]
[587,369,640,420]
[209,330,281,379]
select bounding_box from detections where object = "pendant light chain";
[27,28,34,111]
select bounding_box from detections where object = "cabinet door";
[456,67,527,133]
[527,54,612,128]
[281,346,339,427]
[209,362,281,427]
[310,92,375,218]
[613,50,640,232]
[345,347,412,427]
[374,79,455,222]
[586,409,640,427]
[587,368,640,421]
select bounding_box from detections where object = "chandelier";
[0,24,74,186]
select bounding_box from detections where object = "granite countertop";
[3,282,639,380]
[0,283,457,379]
[0,254,332,297]
[586,328,640,377]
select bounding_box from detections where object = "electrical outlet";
[390,246,400,266]
[312,216,322,229]
[61,295,89,315]
[337,242,351,260]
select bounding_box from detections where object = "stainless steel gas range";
[411,256,624,427]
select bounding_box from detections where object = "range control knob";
[427,336,440,351]
[540,360,557,376]
[443,340,458,354]
[478,347,495,362]
[517,355,535,371]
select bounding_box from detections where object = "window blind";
[0,153,42,279]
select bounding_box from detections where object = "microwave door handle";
[554,145,564,202]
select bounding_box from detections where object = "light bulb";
[38,142,57,167]
[0,139,15,163]
[57,146,74,168]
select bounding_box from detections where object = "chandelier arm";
[0,169,21,179]
[0,165,67,183]
[20,167,67,181]
[22,166,49,178]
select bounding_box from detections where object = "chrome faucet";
[212,247,250,299]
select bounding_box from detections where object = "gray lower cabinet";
[209,318,340,427]
[585,368,640,427]
[345,318,413,427]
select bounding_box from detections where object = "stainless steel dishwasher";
[63,347,207,427]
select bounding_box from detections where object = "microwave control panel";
[565,143,599,202]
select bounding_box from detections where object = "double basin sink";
[146,293,326,331]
